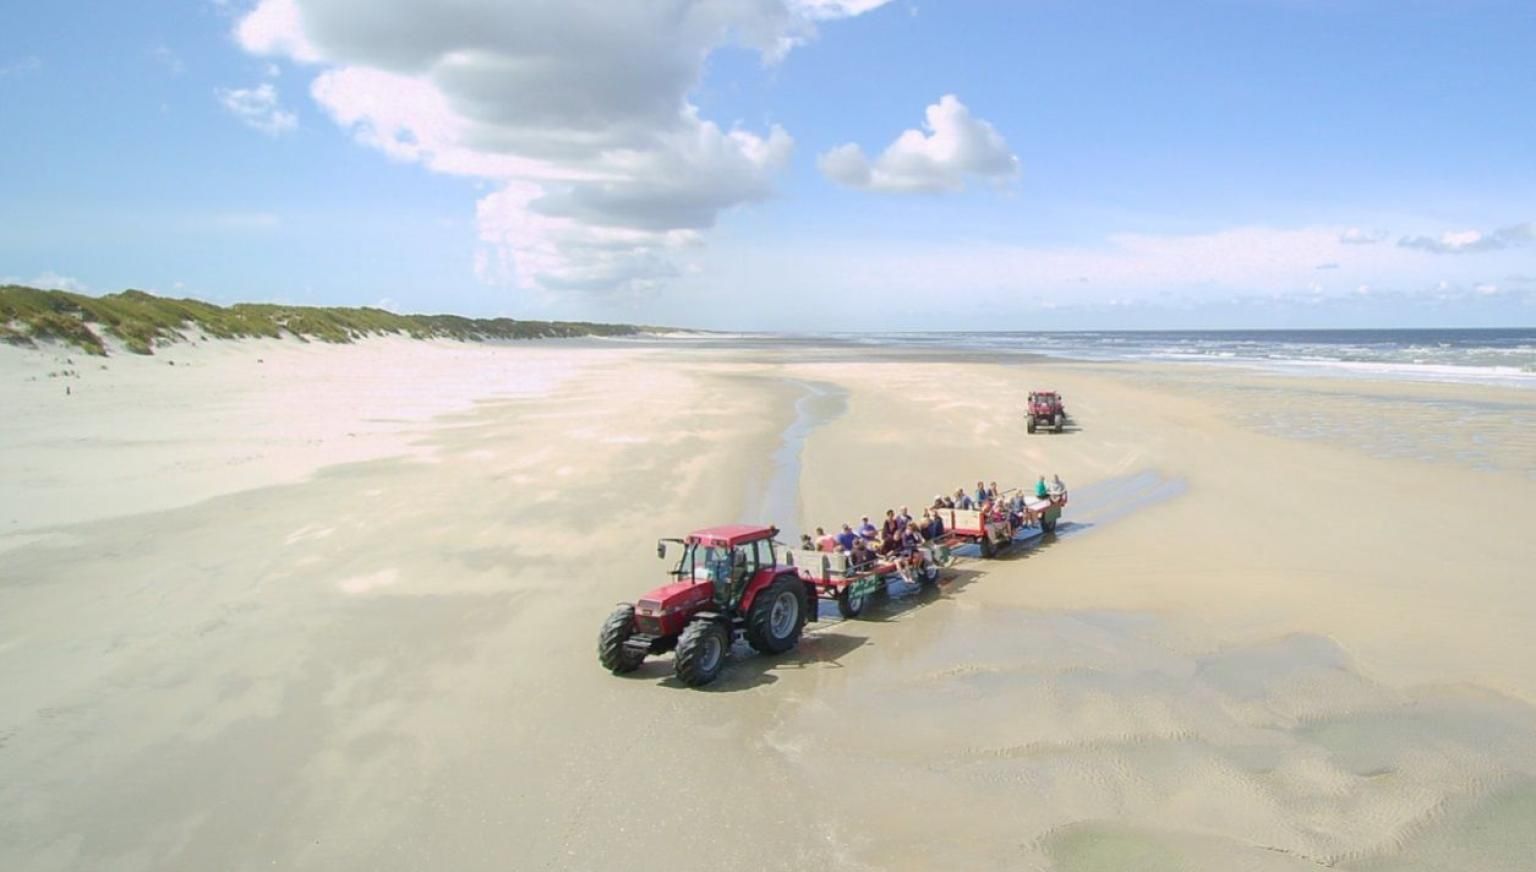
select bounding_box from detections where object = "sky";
[1,0,1534,330]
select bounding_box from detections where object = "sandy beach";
[2,336,1534,871]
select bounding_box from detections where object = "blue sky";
[2,0,1533,329]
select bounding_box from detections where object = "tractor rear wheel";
[979,533,996,559]
[1054,413,1064,433]
[837,584,868,619]
[674,619,729,687]
[598,604,646,674]
[746,576,807,654]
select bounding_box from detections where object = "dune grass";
[0,285,652,356]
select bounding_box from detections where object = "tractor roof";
[686,524,778,547]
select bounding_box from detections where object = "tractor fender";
[738,570,813,620]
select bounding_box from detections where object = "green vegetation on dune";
[0,285,653,356]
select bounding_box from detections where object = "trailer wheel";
[598,604,646,674]
[1053,413,1064,433]
[746,576,807,654]
[836,585,867,619]
[674,619,728,687]
[918,563,941,588]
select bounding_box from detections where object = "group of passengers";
[794,473,1066,581]
[799,504,945,578]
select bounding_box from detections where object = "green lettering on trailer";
[847,574,885,599]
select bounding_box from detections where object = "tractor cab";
[658,524,779,608]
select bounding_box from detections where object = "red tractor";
[597,524,816,687]
[1026,391,1067,434]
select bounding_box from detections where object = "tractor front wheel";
[746,576,807,654]
[674,619,729,687]
[1054,413,1064,433]
[1027,417,1037,434]
[597,604,646,674]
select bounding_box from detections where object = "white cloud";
[212,211,281,230]
[793,0,894,19]
[1398,222,1535,254]
[151,45,186,76]
[234,0,885,294]
[0,55,42,77]
[18,271,89,292]
[216,82,297,135]
[1339,227,1386,245]
[235,0,320,63]
[819,94,1019,193]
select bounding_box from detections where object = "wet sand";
[1,338,1533,871]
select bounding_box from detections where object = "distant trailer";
[940,492,1066,559]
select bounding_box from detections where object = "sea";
[817,327,1536,388]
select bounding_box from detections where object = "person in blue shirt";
[973,481,988,505]
[835,523,857,553]
[857,515,878,540]
[954,487,973,510]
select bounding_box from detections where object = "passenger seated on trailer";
[932,494,948,511]
[857,515,878,540]
[1007,491,1029,527]
[897,505,913,528]
[880,509,901,554]
[815,526,838,552]
[898,522,931,575]
[836,523,858,553]
[922,507,944,539]
[954,488,973,510]
[849,538,875,571]
[800,533,815,551]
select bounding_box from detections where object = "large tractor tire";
[836,584,868,619]
[745,576,807,654]
[598,604,646,674]
[979,533,996,559]
[674,619,729,687]
[1053,413,1064,433]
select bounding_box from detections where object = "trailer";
[939,492,1066,558]
[781,545,946,619]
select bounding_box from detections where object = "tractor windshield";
[675,543,731,583]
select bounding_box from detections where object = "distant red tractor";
[598,524,816,687]
[1026,391,1067,433]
